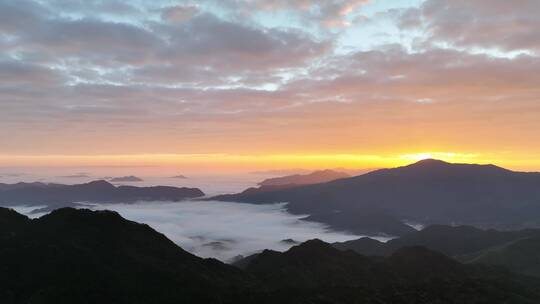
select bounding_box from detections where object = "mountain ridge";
[2,207,540,303]
[333,223,540,278]
[235,235,540,303]
[0,180,205,210]
[213,159,540,236]
[258,169,350,186]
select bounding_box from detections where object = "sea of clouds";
[70,200,391,261]
[12,200,393,262]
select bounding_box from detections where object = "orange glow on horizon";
[1,151,539,173]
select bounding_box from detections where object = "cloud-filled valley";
[14,200,388,261]
[88,200,384,261]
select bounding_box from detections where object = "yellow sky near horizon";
[2,151,540,173]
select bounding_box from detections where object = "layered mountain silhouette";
[333,224,540,278]
[214,159,540,236]
[258,169,350,186]
[0,180,204,209]
[334,225,540,256]
[461,236,540,278]
[234,169,352,200]
[234,238,540,303]
[1,207,540,304]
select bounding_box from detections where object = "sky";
[1,0,540,172]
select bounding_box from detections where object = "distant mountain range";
[214,159,540,236]
[257,169,350,186]
[231,169,352,199]
[0,180,204,210]
[1,207,539,303]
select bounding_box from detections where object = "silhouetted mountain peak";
[44,207,121,220]
[404,158,509,173]
[37,208,130,229]
[411,158,450,167]
[0,207,30,233]
[332,237,387,256]
[0,207,256,302]
[287,238,339,255]
[258,170,350,187]
[364,158,512,180]
[0,207,29,221]
[82,180,116,189]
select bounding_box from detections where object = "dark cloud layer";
[400,0,540,53]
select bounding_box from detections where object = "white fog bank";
[85,200,391,261]
[13,200,392,261]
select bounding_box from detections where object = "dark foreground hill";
[0,180,204,210]
[235,239,540,303]
[0,207,254,304]
[1,207,540,304]
[334,225,540,256]
[214,159,540,236]
[461,236,540,278]
[333,224,540,278]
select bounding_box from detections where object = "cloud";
[284,46,540,102]
[1,0,328,74]
[0,59,66,85]
[84,201,381,261]
[24,20,161,67]
[0,0,48,34]
[161,5,200,23]
[157,14,330,72]
[43,0,140,16]
[234,0,369,28]
[0,0,540,158]
[399,0,540,54]
[57,173,91,178]
[109,176,144,182]
[2,46,540,155]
